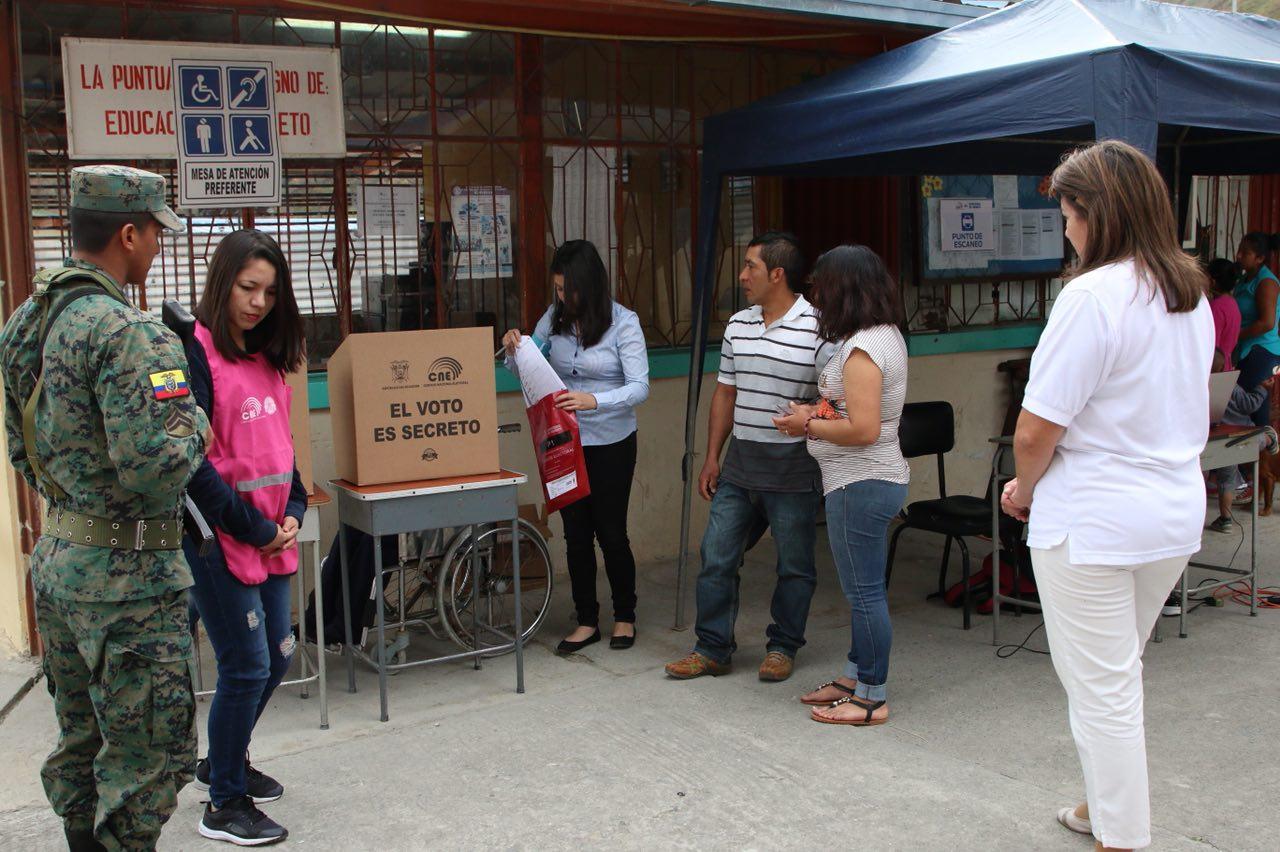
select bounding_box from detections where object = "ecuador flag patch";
[149,369,190,400]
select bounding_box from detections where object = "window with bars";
[12,1,894,370]
[23,2,1260,364]
[1185,175,1250,260]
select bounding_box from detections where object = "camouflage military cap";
[70,165,184,233]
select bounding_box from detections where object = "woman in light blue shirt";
[502,240,649,654]
[1233,231,1280,427]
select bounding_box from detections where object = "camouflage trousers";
[35,589,197,851]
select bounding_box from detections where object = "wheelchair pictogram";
[178,66,222,110]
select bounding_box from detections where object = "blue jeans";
[694,481,821,664]
[184,539,294,807]
[1236,346,1280,427]
[824,479,908,702]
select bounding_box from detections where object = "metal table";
[332,470,528,722]
[989,425,1262,644]
[1172,424,1261,638]
[195,486,332,730]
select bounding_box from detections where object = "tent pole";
[675,436,696,630]
[677,166,726,630]
[1173,125,1189,237]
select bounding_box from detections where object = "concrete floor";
[0,510,1277,851]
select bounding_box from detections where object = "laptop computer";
[1209,370,1240,422]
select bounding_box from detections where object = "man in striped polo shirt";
[666,232,835,682]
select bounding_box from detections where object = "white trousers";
[1031,541,1187,850]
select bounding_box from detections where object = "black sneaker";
[1161,593,1182,617]
[1207,515,1235,534]
[198,796,287,846]
[195,757,284,804]
[245,763,284,804]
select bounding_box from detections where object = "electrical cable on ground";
[996,490,1274,661]
[996,618,1049,659]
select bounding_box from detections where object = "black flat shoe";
[610,626,636,650]
[556,628,601,655]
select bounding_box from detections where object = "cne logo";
[427,356,463,383]
[241,397,263,421]
[421,448,438,461]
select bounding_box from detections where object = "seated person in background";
[1207,375,1278,534]
[1208,257,1242,372]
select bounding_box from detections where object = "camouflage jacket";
[0,258,208,601]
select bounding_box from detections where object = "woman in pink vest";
[183,229,306,847]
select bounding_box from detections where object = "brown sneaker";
[758,651,794,682]
[665,652,731,679]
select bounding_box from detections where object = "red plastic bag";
[526,391,591,513]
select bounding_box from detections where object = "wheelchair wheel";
[379,529,464,642]
[436,519,553,654]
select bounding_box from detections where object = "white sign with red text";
[62,37,344,160]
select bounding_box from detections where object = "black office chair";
[885,401,990,629]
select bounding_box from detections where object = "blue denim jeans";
[694,481,821,664]
[824,479,908,702]
[184,539,294,807]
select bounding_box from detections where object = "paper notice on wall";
[993,208,1064,261]
[940,198,995,252]
[1033,209,1065,260]
[356,184,420,238]
[993,175,1019,209]
[450,185,513,280]
[926,198,992,271]
[997,210,1021,257]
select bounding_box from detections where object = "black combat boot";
[63,826,107,852]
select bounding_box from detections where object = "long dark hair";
[1050,140,1205,312]
[1207,258,1239,295]
[809,244,905,342]
[1240,231,1280,261]
[195,229,305,372]
[549,240,613,349]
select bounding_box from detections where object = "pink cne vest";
[195,322,298,584]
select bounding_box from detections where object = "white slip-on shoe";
[1056,806,1092,835]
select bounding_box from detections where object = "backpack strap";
[22,267,129,502]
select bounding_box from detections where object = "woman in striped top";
[772,245,908,726]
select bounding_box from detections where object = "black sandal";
[799,680,856,706]
[811,695,887,726]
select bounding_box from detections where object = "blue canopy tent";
[675,0,1280,625]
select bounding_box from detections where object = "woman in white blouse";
[772,245,908,727]
[1002,140,1212,851]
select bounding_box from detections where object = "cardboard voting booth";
[285,367,314,495]
[328,328,499,485]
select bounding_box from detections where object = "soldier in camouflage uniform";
[0,166,209,852]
